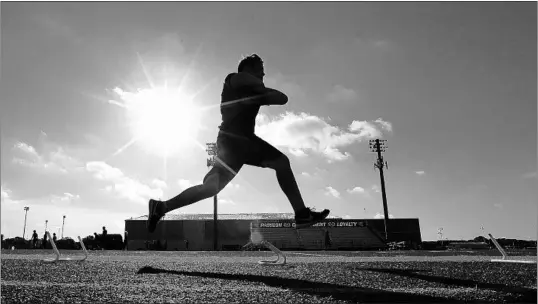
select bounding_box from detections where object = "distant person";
[102,226,107,236]
[147,54,329,233]
[32,230,38,249]
[324,230,332,250]
[94,232,100,249]
[43,232,48,249]
[52,233,57,242]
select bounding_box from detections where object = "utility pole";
[61,215,66,239]
[23,206,29,239]
[369,139,390,241]
[206,142,219,251]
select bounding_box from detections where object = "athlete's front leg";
[261,154,330,229]
[261,154,307,213]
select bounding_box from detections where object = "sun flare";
[123,87,202,156]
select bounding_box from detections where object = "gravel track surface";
[2,250,536,303]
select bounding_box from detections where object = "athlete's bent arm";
[262,88,288,105]
[231,73,288,106]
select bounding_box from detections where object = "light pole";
[369,139,390,241]
[45,220,48,232]
[23,206,29,239]
[61,215,66,239]
[206,142,218,251]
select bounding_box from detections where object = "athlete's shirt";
[219,73,264,137]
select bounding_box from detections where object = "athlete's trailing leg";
[146,168,234,233]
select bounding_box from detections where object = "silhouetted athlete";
[147,54,330,233]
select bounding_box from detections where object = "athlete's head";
[238,54,265,81]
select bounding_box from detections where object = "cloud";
[371,185,381,193]
[256,112,393,162]
[227,182,240,190]
[343,215,352,219]
[374,212,394,219]
[327,85,358,103]
[152,179,167,189]
[301,172,312,178]
[353,37,392,50]
[415,171,425,175]
[86,161,163,204]
[493,203,503,209]
[178,179,195,191]
[34,14,83,45]
[374,118,393,133]
[264,73,307,102]
[1,185,15,204]
[372,40,391,49]
[49,192,81,206]
[218,198,236,205]
[347,186,366,194]
[523,171,537,179]
[324,186,341,199]
[1,187,9,200]
[11,141,84,174]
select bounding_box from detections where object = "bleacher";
[251,227,302,249]
[330,227,386,249]
[295,229,325,250]
[250,224,387,250]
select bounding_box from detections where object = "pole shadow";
[137,266,461,303]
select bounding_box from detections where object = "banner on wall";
[251,220,367,229]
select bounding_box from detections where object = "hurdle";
[489,233,536,264]
[43,231,88,263]
[246,224,287,266]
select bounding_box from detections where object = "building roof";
[127,213,344,221]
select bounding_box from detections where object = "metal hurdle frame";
[489,233,536,264]
[42,231,89,263]
[246,223,287,266]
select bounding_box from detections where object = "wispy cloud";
[49,192,81,206]
[493,203,503,209]
[374,212,394,219]
[327,85,358,103]
[218,198,236,205]
[347,186,366,194]
[522,171,537,179]
[371,185,381,193]
[324,186,341,199]
[178,179,194,191]
[86,162,163,204]
[264,73,307,102]
[34,13,83,45]
[415,171,426,175]
[152,179,167,189]
[256,112,393,162]
[11,142,83,174]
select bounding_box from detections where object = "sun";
[125,87,203,156]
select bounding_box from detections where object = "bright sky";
[1,2,536,241]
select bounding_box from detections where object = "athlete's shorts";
[205,130,284,181]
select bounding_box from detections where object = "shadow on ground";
[137,266,460,303]
[364,267,537,303]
